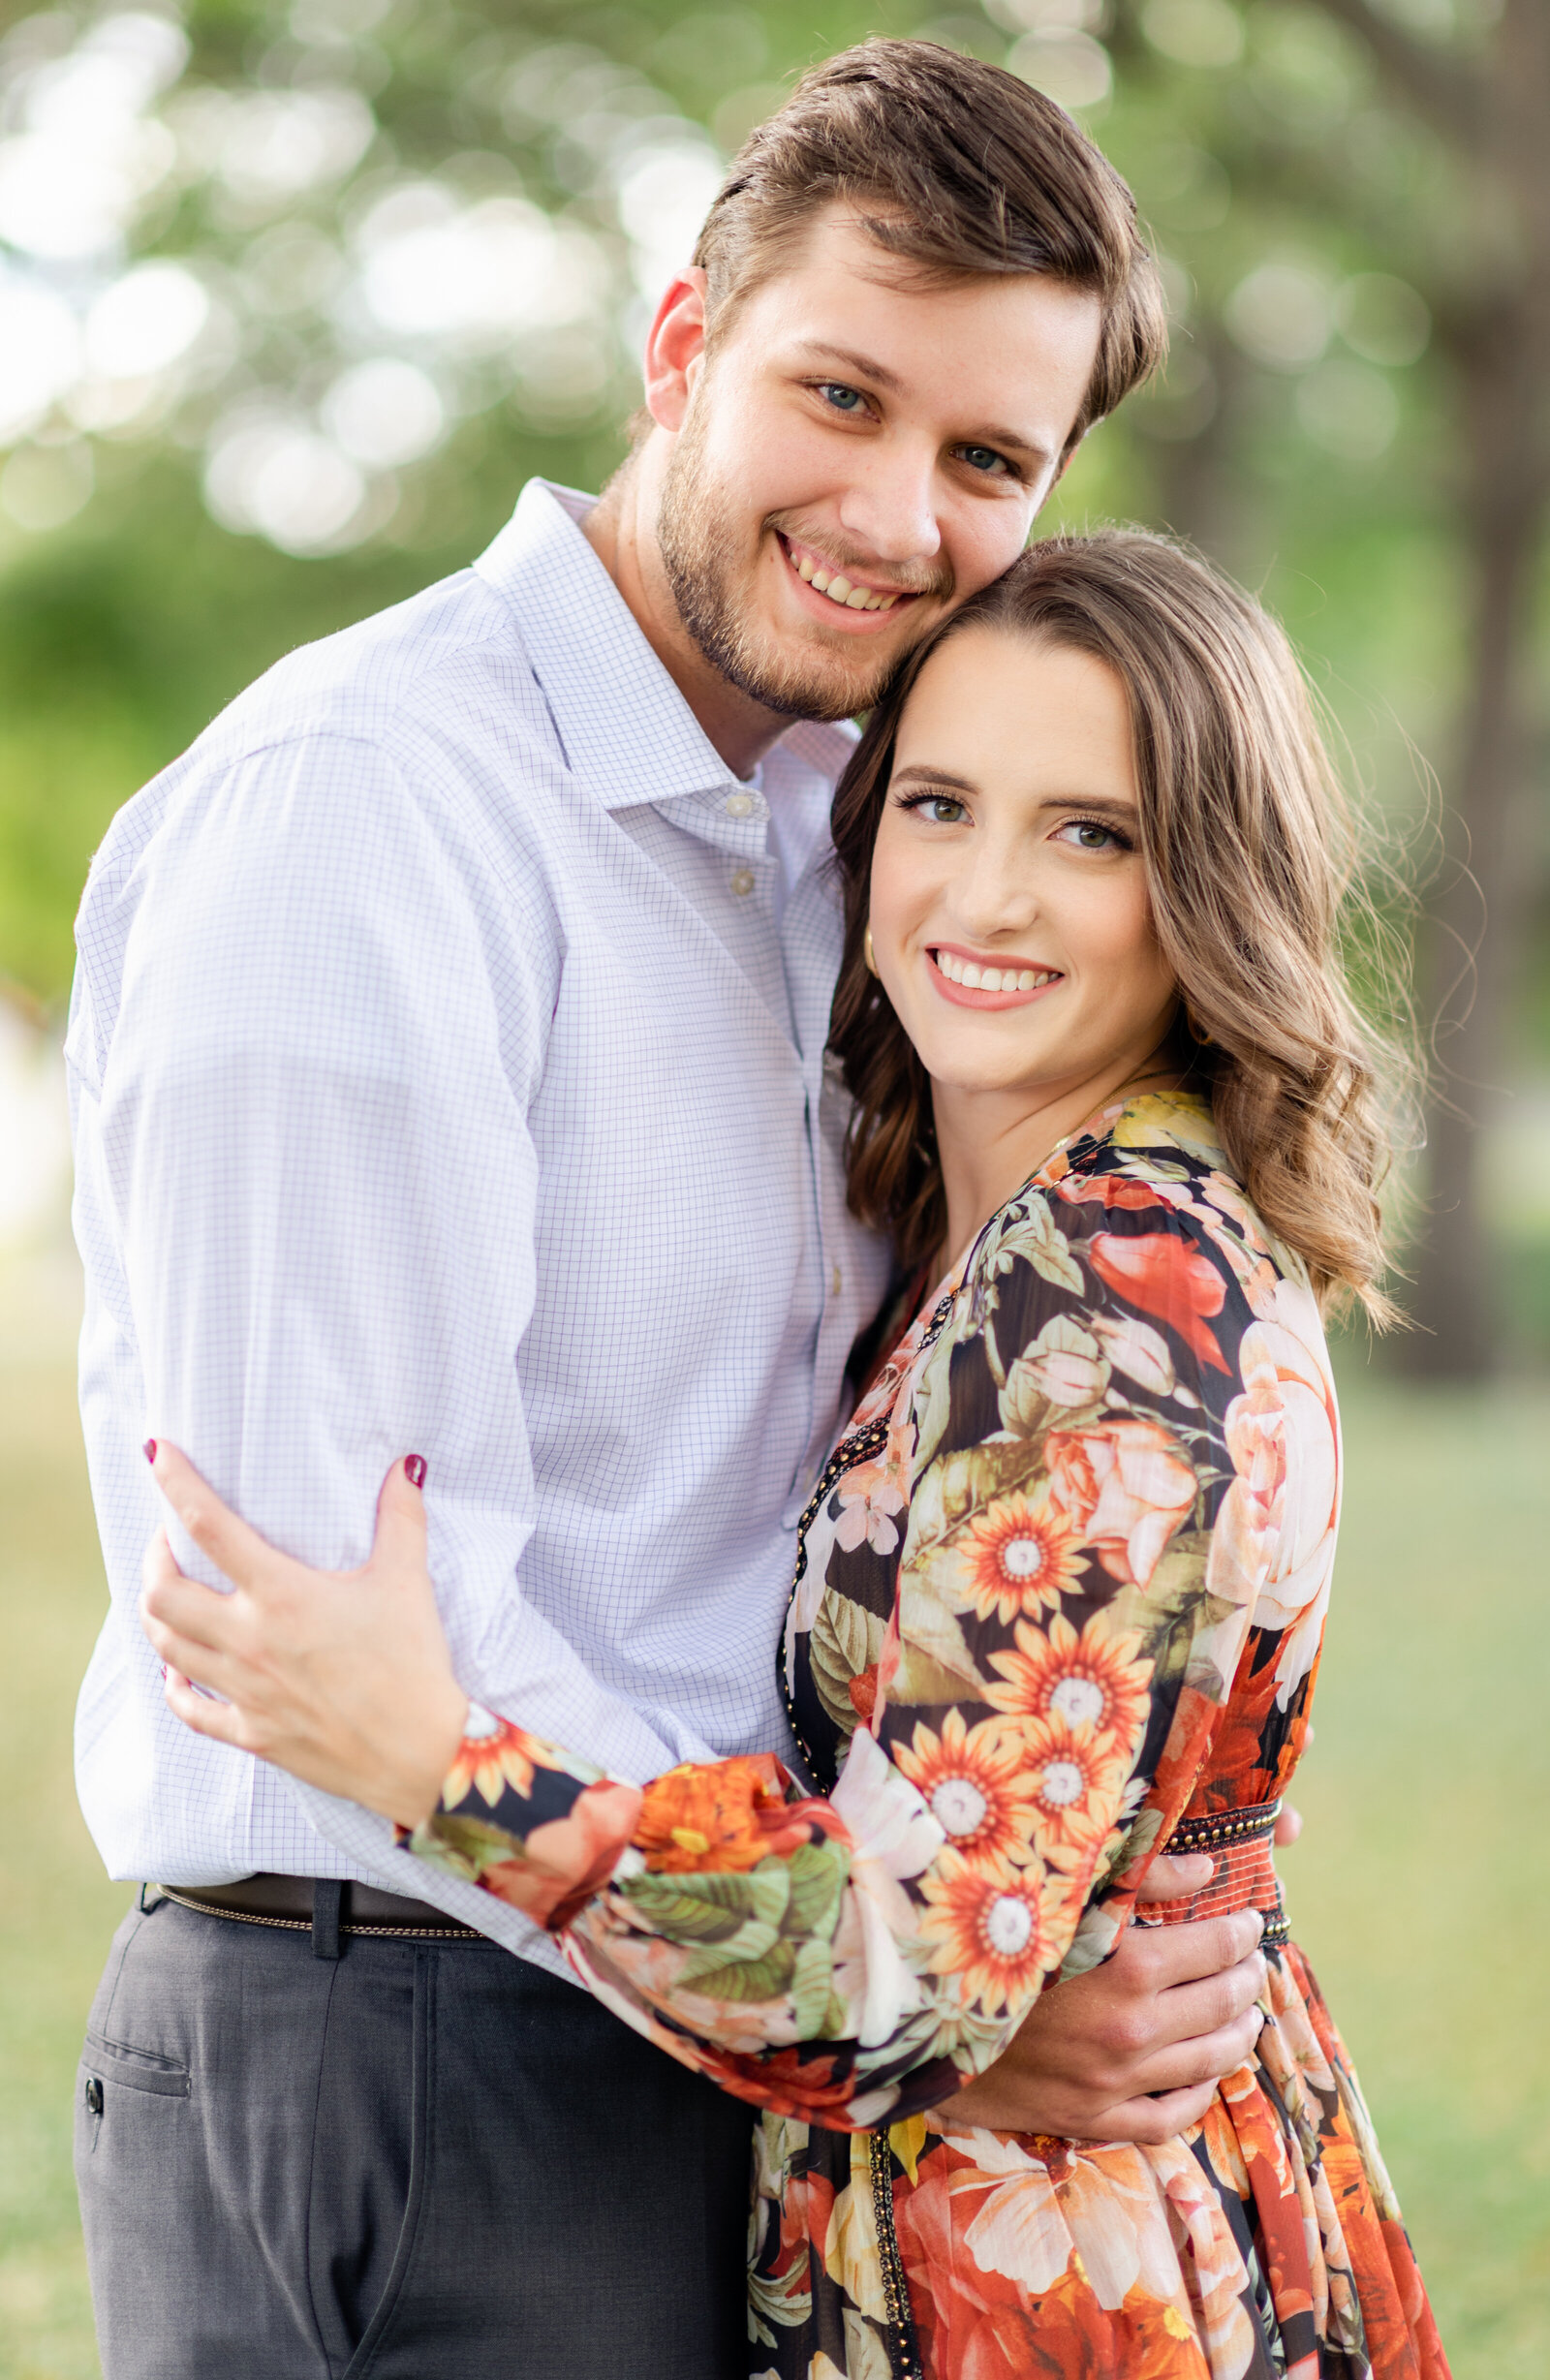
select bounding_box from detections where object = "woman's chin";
[917,1052,1071,1105]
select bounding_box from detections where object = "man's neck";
[581,458,795,780]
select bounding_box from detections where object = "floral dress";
[406,1093,1449,2380]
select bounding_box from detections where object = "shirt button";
[725,791,754,817]
[831,1263,844,1297]
[730,868,756,897]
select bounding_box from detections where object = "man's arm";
[93,731,725,1800]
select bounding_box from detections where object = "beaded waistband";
[1149,1797,1289,1948]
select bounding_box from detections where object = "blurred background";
[0,1,1546,2373]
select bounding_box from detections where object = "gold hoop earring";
[863,924,879,977]
[1185,1008,1215,1048]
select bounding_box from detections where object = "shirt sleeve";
[90,729,730,1840]
[401,1174,1278,2127]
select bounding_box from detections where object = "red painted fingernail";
[143,1439,157,1464]
[404,1454,426,1489]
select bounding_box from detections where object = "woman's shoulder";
[956,1091,1191,1254]
[974,1091,1278,1288]
[1060,1089,1237,1207]
[945,1089,1331,1421]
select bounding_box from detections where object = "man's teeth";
[933,950,1058,993]
[791,547,899,610]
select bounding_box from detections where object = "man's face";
[655,210,1103,723]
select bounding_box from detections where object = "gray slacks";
[75,1893,757,2377]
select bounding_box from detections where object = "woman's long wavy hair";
[829,530,1416,1322]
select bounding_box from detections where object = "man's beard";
[657,406,946,724]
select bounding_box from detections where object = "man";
[69,40,1269,2379]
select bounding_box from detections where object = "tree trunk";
[1401,305,1550,1375]
[1148,334,1256,580]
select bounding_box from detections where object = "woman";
[143,533,1448,2379]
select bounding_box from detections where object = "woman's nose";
[950,846,1039,939]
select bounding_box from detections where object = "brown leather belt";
[156,1873,482,1939]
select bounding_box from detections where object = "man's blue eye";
[959,446,1007,475]
[821,384,864,412]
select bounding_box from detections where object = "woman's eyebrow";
[1029,792,1137,819]
[891,764,978,795]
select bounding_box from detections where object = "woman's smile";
[928,943,1064,1006]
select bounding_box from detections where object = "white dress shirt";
[69,479,891,1973]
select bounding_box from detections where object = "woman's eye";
[1056,819,1123,851]
[819,383,865,414]
[956,445,1010,477]
[923,796,966,824]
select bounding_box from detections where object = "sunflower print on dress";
[403,1093,1449,2380]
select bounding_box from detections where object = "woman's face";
[867,626,1179,1113]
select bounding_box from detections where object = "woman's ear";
[640,267,709,435]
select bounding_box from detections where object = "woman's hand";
[138,1443,469,1830]
[929,1861,1269,2143]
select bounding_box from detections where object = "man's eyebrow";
[792,343,1050,461]
[795,340,908,396]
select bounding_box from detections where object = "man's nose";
[835,440,942,567]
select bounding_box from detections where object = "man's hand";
[934,1856,1267,2145]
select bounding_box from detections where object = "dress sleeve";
[403,1174,1282,2126]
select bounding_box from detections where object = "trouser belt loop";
[312,1879,345,1961]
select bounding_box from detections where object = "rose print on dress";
[1044,1415,1198,1591]
[1087,1228,1231,1373]
[401,1094,1447,2380]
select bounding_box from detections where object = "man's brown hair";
[693,39,1168,456]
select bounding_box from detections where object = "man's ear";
[641,266,709,435]
[1047,427,1088,496]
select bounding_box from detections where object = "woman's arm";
[144,1168,1317,2131]
[140,1442,1267,2143]
[533,1187,1278,2124]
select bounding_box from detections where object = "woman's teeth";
[933,949,1058,994]
[790,544,900,611]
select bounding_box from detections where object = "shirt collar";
[474,479,857,813]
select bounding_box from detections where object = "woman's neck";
[931,1055,1183,1280]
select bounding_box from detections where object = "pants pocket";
[83,2028,192,2096]
[75,1898,329,2379]
[76,1905,192,2168]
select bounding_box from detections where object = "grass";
[0,1281,1545,2378]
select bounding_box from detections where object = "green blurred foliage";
[0,0,1495,1000]
[0,0,945,1005]
[0,0,1546,1364]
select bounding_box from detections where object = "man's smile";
[775,532,926,627]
